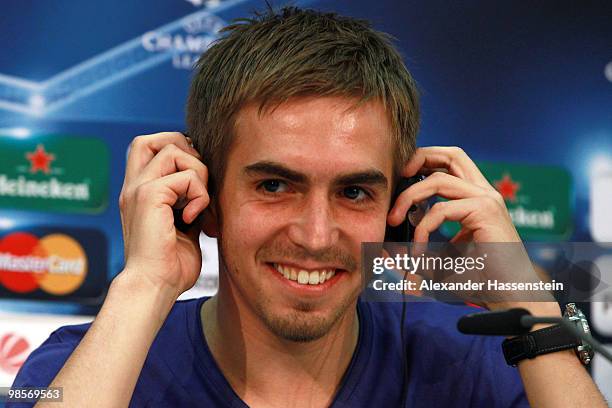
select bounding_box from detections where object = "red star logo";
[494,173,520,202]
[25,144,55,174]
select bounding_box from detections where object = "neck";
[201,279,360,408]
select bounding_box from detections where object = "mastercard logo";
[0,232,87,295]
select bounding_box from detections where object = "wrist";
[501,302,594,368]
[115,265,181,297]
[108,269,180,325]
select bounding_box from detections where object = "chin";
[254,294,355,343]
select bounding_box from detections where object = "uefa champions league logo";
[0,0,246,116]
[184,0,223,7]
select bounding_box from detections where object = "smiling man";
[10,6,607,408]
[209,97,387,341]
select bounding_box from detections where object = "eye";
[258,179,289,194]
[342,186,369,202]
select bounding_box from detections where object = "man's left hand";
[387,146,558,315]
[387,146,521,244]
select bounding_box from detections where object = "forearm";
[512,303,607,407]
[36,269,178,408]
[518,348,606,407]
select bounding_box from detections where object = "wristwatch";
[502,303,594,366]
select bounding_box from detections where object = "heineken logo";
[494,174,520,203]
[508,206,555,230]
[0,134,108,214]
[26,145,55,174]
[443,162,572,240]
[0,176,90,201]
[493,173,555,230]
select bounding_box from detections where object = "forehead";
[230,96,394,178]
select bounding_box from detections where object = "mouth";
[272,263,337,284]
[266,262,345,291]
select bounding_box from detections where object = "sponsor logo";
[0,313,92,386]
[0,333,29,375]
[0,227,107,303]
[495,173,556,229]
[0,232,87,295]
[26,145,55,174]
[494,174,520,202]
[442,162,572,240]
[0,175,90,202]
[0,135,109,214]
[508,206,555,230]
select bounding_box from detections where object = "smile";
[273,263,337,286]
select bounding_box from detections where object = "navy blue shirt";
[10,297,528,407]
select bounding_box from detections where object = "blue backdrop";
[0,0,611,397]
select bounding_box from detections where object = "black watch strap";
[502,324,580,366]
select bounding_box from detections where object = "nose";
[286,190,340,253]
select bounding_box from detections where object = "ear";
[200,199,219,238]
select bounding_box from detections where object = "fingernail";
[189,145,201,157]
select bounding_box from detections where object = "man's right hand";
[35,132,210,408]
[118,132,210,298]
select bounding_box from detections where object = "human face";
[216,96,394,342]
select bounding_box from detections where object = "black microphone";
[457,308,533,336]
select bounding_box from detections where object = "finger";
[387,172,499,226]
[449,227,473,244]
[139,169,210,224]
[402,147,490,187]
[177,213,204,242]
[125,132,201,183]
[412,198,479,243]
[133,143,208,187]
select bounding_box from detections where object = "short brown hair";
[186,6,419,196]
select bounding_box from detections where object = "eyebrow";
[243,161,388,190]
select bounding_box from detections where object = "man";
[11,6,607,407]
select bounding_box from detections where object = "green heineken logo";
[0,134,109,214]
[442,162,572,240]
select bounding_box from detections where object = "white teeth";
[308,271,319,285]
[298,270,309,284]
[274,264,336,286]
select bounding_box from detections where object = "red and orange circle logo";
[0,232,88,295]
